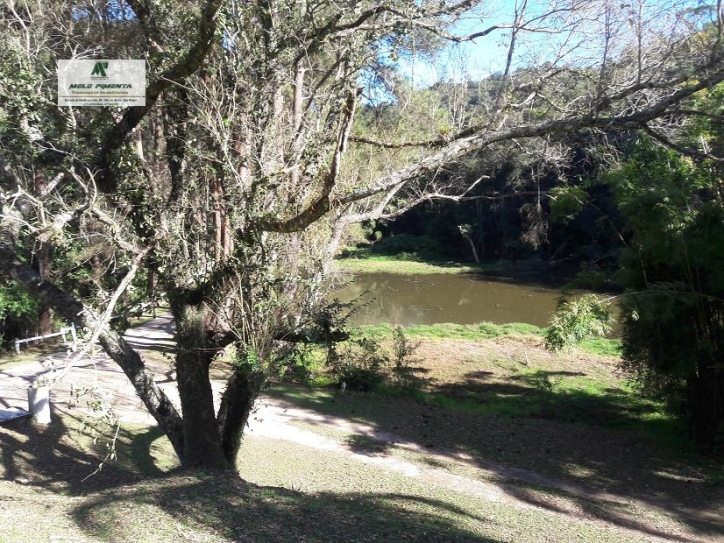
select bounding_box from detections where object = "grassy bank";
[334,246,539,275]
[335,253,484,274]
[292,324,675,441]
[350,321,620,358]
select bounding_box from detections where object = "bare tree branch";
[336,69,724,216]
[643,124,724,162]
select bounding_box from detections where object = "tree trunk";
[218,363,265,465]
[222,211,232,258]
[688,362,724,446]
[172,304,230,469]
[36,241,53,336]
[134,126,144,160]
[463,235,480,263]
[212,177,223,263]
[34,172,53,337]
[146,268,157,313]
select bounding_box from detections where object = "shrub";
[370,234,448,261]
[327,337,389,391]
[391,326,422,389]
[0,281,38,349]
[544,294,613,352]
[325,327,423,392]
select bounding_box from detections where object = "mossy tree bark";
[172,303,230,470]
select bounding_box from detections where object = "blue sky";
[362,0,547,102]
[397,0,528,87]
[396,0,714,87]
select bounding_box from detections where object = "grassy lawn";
[264,328,724,541]
[3,404,718,543]
[274,325,688,452]
[334,247,530,275]
[1,325,722,542]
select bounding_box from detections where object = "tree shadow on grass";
[345,433,393,455]
[267,383,724,542]
[1,410,499,542]
[435,368,667,430]
[502,480,724,543]
[0,411,168,494]
[72,472,500,542]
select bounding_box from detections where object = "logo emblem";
[90,62,109,77]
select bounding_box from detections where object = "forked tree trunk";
[171,301,267,469]
[4,218,262,472]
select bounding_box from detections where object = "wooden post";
[27,385,51,424]
[69,323,77,349]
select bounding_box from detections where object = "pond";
[332,273,563,327]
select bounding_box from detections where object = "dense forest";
[353,79,721,271]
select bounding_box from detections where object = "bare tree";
[1,0,723,470]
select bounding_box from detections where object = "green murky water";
[333,273,561,327]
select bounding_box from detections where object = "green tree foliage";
[609,138,724,447]
[0,279,38,349]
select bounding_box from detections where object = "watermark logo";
[90,61,109,77]
[58,59,146,107]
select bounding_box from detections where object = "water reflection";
[332,273,560,327]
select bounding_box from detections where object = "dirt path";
[0,316,718,543]
[1,316,179,425]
